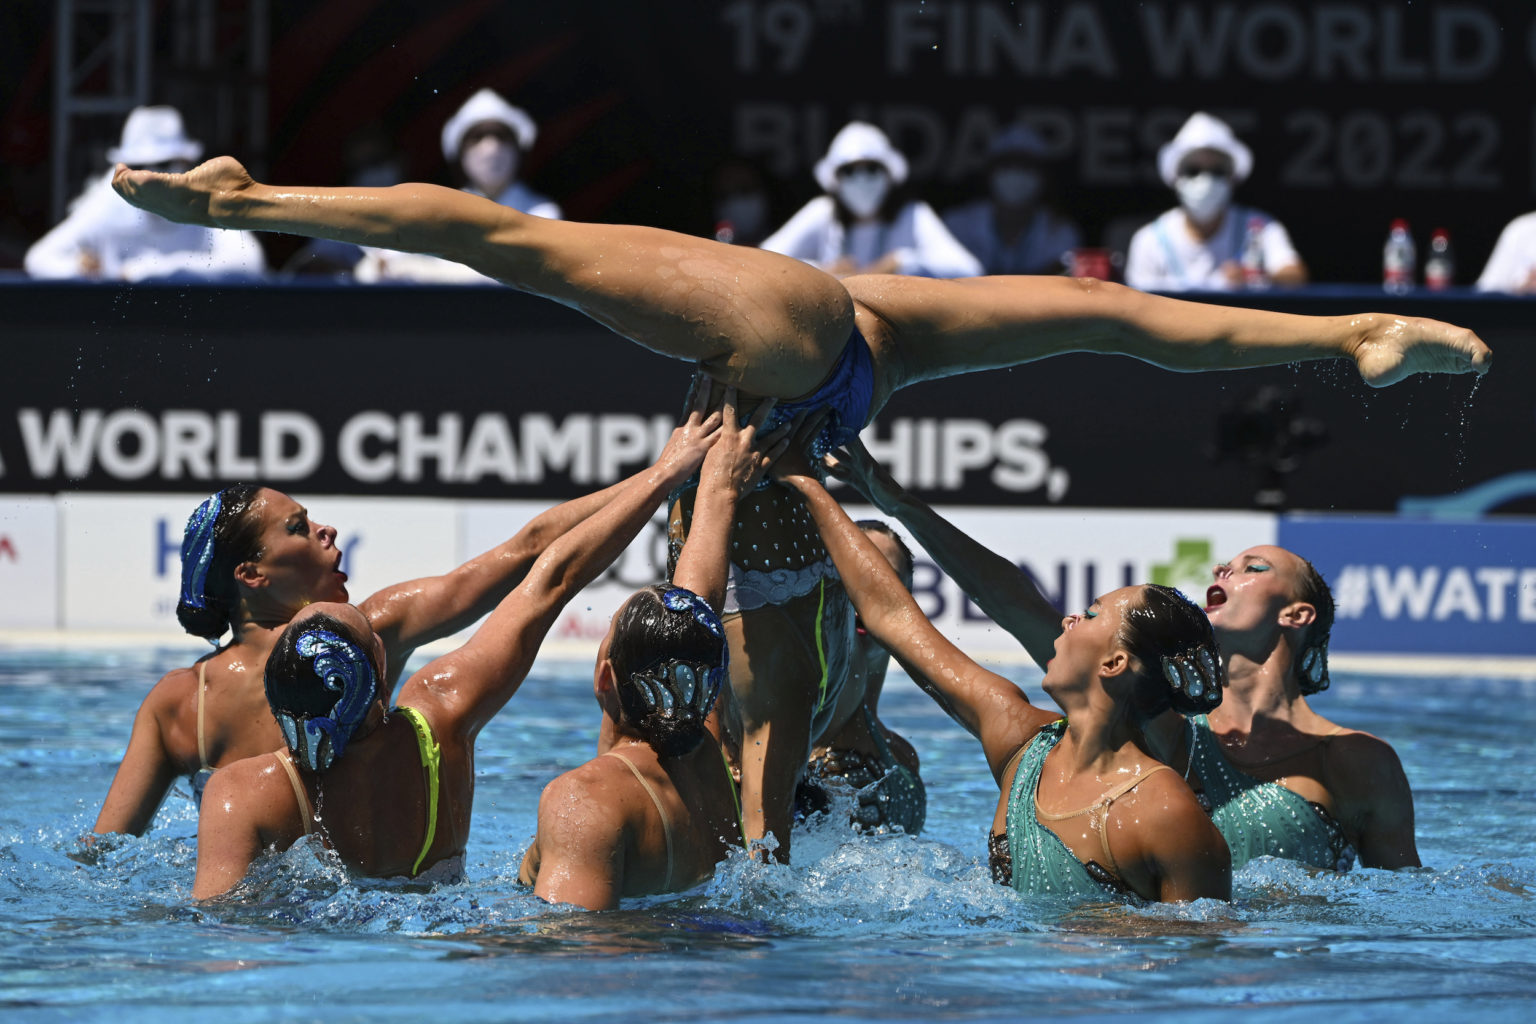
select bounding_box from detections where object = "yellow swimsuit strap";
[394,706,441,877]
[718,744,749,850]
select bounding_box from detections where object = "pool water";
[2,646,1534,1022]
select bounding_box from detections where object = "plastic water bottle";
[1382,219,1415,294]
[1424,228,1454,291]
[1241,216,1268,289]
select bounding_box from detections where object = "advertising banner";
[1278,514,1536,656]
[0,497,59,630]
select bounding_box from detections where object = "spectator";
[1125,112,1306,292]
[1476,212,1536,293]
[708,156,774,247]
[761,121,981,279]
[943,123,1081,275]
[25,106,265,282]
[357,88,559,283]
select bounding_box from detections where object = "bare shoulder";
[1326,728,1409,783]
[536,761,632,848]
[200,752,300,826]
[145,663,198,710]
[1127,769,1227,853]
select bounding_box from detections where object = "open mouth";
[1205,585,1227,612]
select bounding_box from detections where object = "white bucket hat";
[441,88,537,161]
[106,106,203,166]
[1157,112,1253,187]
[814,122,909,193]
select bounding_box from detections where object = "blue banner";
[1278,515,1536,656]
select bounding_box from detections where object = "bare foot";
[111,156,256,229]
[1348,313,1492,387]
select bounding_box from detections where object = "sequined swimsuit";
[988,721,1168,899]
[1187,714,1356,872]
[798,705,926,833]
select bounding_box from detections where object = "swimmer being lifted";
[112,157,1488,428]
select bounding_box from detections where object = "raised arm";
[401,385,723,740]
[670,392,786,610]
[772,438,1057,778]
[93,679,184,835]
[825,437,1061,670]
[361,469,655,670]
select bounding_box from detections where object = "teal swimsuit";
[1188,714,1356,872]
[990,721,1165,898]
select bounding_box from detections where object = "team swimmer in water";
[773,424,1230,902]
[110,156,1488,858]
[1140,546,1418,870]
[827,442,1415,871]
[94,468,667,837]
[518,395,784,908]
[193,382,774,898]
[794,520,925,834]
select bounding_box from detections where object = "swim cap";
[267,625,378,772]
[179,492,223,610]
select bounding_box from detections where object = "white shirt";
[1125,204,1300,292]
[1476,211,1536,292]
[356,181,562,284]
[760,196,982,278]
[941,201,1081,275]
[24,173,265,282]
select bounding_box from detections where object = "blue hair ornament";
[179,492,223,611]
[661,587,724,639]
[274,627,378,772]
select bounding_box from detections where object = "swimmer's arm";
[192,760,292,900]
[775,463,1056,778]
[826,438,1061,670]
[530,773,624,912]
[362,473,650,657]
[94,683,182,836]
[670,389,783,610]
[1147,793,1233,902]
[403,399,722,738]
[1335,733,1422,869]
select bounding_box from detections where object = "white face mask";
[462,137,518,195]
[836,167,890,219]
[990,167,1042,207]
[1176,172,1232,225]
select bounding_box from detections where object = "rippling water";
[2,647,1533,1022]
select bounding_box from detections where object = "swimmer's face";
[290,601,386,690]
[1042,586,1139,699]
[1206,545,1308,639]
[246,489,348,609]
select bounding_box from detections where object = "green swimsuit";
[990,721,1168,898]
[1188,714,1356,872]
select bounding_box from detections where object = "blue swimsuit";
[762,328,874,456]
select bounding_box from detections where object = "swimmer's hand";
[698,389,789,498]
[111,156,256,229]
[655,374,724,479]
[1347,314,1492,387]
[823,437,904,513]
[766,409,830,483]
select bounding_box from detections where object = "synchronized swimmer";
[94,153,1491,906]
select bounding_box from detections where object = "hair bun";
[1160,643,1225,714]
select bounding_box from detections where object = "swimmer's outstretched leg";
[112,157,854,399]
[844,274,1493,416]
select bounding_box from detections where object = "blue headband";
[274,627,378,772]
[179,493,223,610]
[661,587,724,638]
